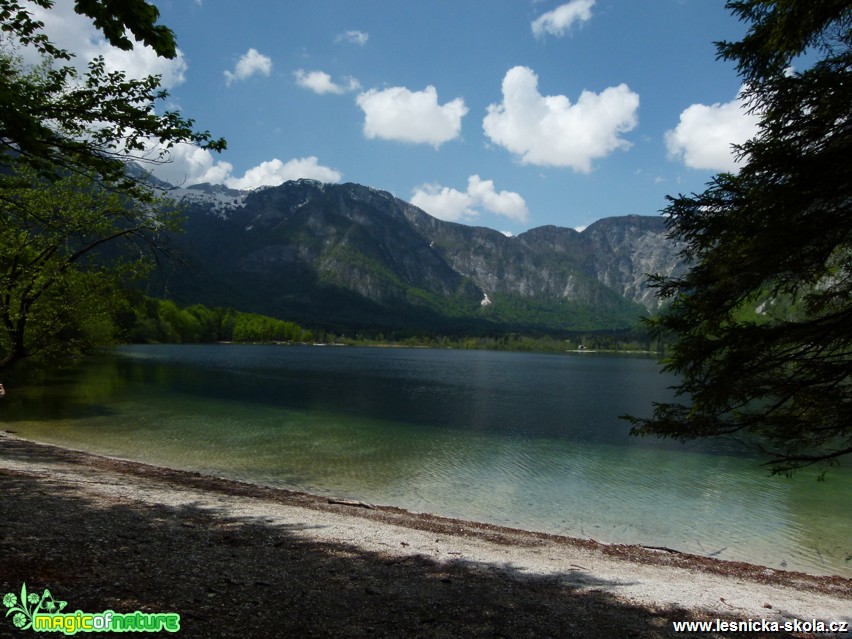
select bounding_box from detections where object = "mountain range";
[150,179,685,335]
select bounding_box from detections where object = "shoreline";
[2,431,850,637]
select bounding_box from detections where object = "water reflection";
[4,344,850,577]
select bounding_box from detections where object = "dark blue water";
[5,344,851,577]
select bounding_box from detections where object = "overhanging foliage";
[626,0,852,475]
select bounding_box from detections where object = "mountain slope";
[150,179,684,334]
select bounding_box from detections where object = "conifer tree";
[627,1,852,474]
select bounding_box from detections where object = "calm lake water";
[4,344,851,577]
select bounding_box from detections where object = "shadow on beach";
[0,438,823,638]
[0,472,792,638]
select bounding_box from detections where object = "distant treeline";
[120,296,667,354]
[121,297,314,344]
[336,330,668,354]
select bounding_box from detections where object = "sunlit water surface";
[4,344,850,577]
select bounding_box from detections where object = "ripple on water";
[7,344,851,578]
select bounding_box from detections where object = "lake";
[3,344,850,577]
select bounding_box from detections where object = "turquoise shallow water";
[3,344,851,577]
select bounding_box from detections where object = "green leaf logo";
[3,583,66,631]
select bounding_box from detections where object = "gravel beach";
[1,432,849,638]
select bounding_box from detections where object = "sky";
[28,0,759,234]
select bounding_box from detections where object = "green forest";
[123,296,314,345]
[120,294,664,355]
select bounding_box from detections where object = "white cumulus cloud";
[411,175,529,223]
[411,185,475,222]
[142,143,234,186]
[467,176,528,221]
[665,91,760,172]
[483,66,639,172]
[142,145,341,190]
[294,69,361,94]
[224,48,272,86]
[336,30,369,46]
[224,157,342,189]
[531,0,595,38]
[24,0,187,88]
[356,85,468,147]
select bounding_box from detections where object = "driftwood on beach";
[327,497,376,509]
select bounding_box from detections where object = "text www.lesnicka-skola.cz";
[672,618,849,634]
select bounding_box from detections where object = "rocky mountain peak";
[153,179,684,333]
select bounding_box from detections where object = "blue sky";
[32,0,759,233]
